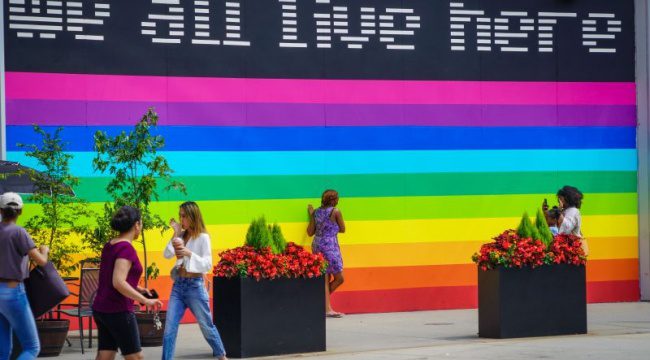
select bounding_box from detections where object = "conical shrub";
[245,216,272,251]
[268,223,287,254]
[516,212,536,239]
[535,208,554,247]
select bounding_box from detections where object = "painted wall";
[3,0,639,322]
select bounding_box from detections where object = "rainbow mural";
[3,0,639,324]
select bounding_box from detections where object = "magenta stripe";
[5,72,636,106]
[6,100,636,127]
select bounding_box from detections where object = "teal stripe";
[7,149,638,177]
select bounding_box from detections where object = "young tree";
[18,125,94,275]
[535,208,555,247]
[93,108,186,286]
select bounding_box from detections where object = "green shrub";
[245,216,272,250]
[516,212,536,239]
[535,208,554,247]
[268,223,287,254]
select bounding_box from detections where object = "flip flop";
[326,311,344,318]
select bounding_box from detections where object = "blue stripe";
[6,125,635,151]
[7,149,637,177]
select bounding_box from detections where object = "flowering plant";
[213,242,328,280]
[472,211,587,271]
[214,215,327,280]
[549,234,588,266]
[471,230,586,271]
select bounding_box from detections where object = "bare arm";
[307,204,316,236]
[27,245,49,267]
[333,208,346,233]
[112,259,162,310]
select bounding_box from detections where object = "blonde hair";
[180,201,208,240]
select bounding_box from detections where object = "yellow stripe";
[51,214,637,251]
[192,214,637,248]
[337,237,638,267]
[587,236,639,261]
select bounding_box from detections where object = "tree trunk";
[141,228,148,288]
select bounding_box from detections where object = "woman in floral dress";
[307,189,346,318]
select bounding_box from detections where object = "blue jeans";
[0,283,40,360]
[162,277,225,360]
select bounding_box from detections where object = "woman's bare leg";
[325,275,332,313]
[329,272,344,294]
[95,350,117,360]
[123,351,144,360]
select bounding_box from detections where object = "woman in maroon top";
[92,206,162,360]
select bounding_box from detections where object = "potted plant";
[213,216,328,358]
[15,125,94,357]
[93,108,186,347]
[472,210,587,338]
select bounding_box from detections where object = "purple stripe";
[6,100,637,127]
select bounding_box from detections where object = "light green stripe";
[20,193,637,225]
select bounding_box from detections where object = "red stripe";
[61,281,639,330]
[331,280,640,314]
[587,280,640,303]
[331,286,477,314]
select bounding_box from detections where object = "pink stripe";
[6,72,636,105]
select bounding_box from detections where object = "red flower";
[213,242,329,281]
[472,230,586,271]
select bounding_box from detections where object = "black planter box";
[478,264,587,338]
[213,276,326,358]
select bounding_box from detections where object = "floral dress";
[312,206,344,274]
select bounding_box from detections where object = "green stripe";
[21,193,637,225]
[68,171,636,202]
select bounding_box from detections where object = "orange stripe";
[343,265,476,291]
[339,259,639,292]
[340,241,484,267]
[587,258,639,282]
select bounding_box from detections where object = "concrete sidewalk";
[57,302,650,360]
